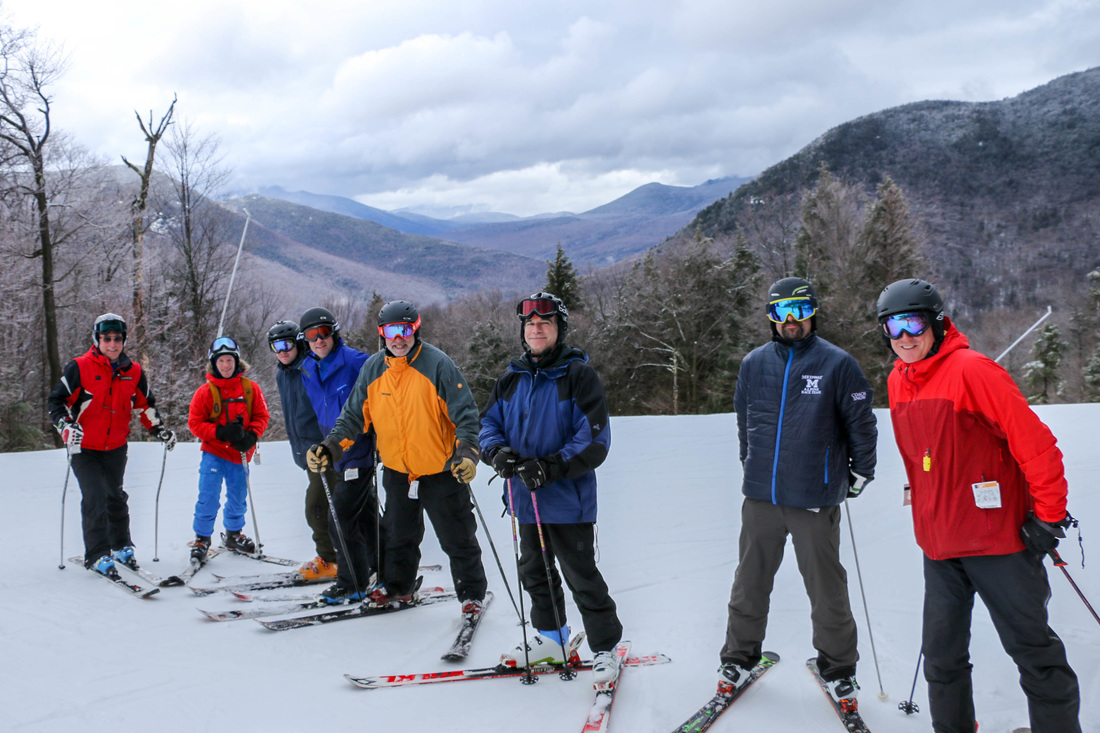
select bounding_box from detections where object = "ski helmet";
[377,300,421,343]
[208,335,241,374]
[92,312,127,346]
[765,277,817,337]
[877,278,946,344]
[267,320,300,353]
[299,307,340,342]
[516,292,569,348]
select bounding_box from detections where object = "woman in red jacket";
[186,336,269,563]
[878,279,1079,733]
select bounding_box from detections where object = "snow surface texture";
[2,407,1097,732]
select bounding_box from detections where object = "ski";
[441,591,494,661]
[113,555,172,588]
[190,570,326,596]
[346,651,671,690]
[256,589,458,631]
[164,546,224,586]
[69,557,159,599]
[199,586,451,622]
[581,640,631,733]
[806,658,871,733]
[670,651,780,733]
[219,533,300,566]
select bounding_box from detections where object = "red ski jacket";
[47,346,161,451]
[187,366,270,464]
[887,320,1068,560]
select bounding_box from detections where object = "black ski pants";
[328,467,382,593]
[721,498,859,679]
[379,467,487,602]
[306,468,336,564]
[518,522,623,653]
[922,551,1081,733]
[70,446,132,567]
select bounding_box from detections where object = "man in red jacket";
[47,313,176,578]
[878,279,1080,733]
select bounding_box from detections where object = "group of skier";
[47,276,1081,731]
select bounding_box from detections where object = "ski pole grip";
[1048,548,1067,566]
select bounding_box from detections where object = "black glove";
[232,430,258,453]
[152,425,177,451]
[215,416,245,444]
[490,447,520,479]
[515,455,565,491]
[1020,513,1070,555]
[847,472,871,499]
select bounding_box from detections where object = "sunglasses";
[766,298,817,324]
[269,338,296,353]
[379,322,416,340]
[98,334,124,343]
[882,312,930,340]
[303,325,334,342]
[517,298,558,318]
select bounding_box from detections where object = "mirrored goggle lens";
[379,322,415,339]
[95,320,126,335]
[767,298,816,323]
[303,325,334,342]
[882,313,930,339]
[517,298,558,318]
[211,336,238,353]
[269,338,296,353]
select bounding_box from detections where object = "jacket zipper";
[770,348,794,505]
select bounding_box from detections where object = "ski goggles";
[94,320,126,336]
[881,312,930,339]
[210,336,239,356]
[269,338,296,353]
[303,324,334,342]
[517,297,558,318]
[379,320,418,340]
[766,297,816,323]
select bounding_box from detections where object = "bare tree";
[122,95,176,365]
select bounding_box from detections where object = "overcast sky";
[3,0,1098,217]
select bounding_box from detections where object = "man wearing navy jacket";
[719,277,877,708]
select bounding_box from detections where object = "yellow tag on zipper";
[923,452,931,472]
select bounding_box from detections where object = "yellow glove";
[306,444,331,473]
[450,457,477,483]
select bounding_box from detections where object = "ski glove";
[1020,512,1070,555]
[490,447,520,479]
[215,416,245,444]
[307,442,334,473]
[515,454,566,491]
[232,430,258,453]
[447,440,479,484]
[151,426,177,451]
[847,471,871,499]
[56,419,83,448]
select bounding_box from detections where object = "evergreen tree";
[1022,323,1067,404]
[544,244,583,311]
[1083,345,1100,402]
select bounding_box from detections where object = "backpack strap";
[207,378,254,421]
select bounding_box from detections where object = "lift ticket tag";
[972,481,1002,509]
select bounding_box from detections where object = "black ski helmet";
[377,300,420,328]
[299,306,340,336]
[877,278,946,346]
[267,320,301,352]
[765,277,817,337]
[92,312,127,347]
[516,292,569,349]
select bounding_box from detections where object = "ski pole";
[58,451,73,570]
[241,451,263,552]
[1048,548,1100,627]
[843,501,887,700]
[153,442,168,562]
[899,652,922,715]
[319,467,363,598]
[464,479,523,624]
[530,489,575,681]
[507,478,536,684]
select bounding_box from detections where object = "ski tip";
[762,650,781,663]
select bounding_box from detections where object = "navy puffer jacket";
[735,333,877,508]
[275,347,324,471]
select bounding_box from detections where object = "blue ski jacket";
[735,332,877,509]
[275,347,324,471]
[302,339,372,471]
[479,344,611,524]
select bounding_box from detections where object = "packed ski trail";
[2,407,1098,732]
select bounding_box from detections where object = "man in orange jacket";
[879,279,1080,733]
